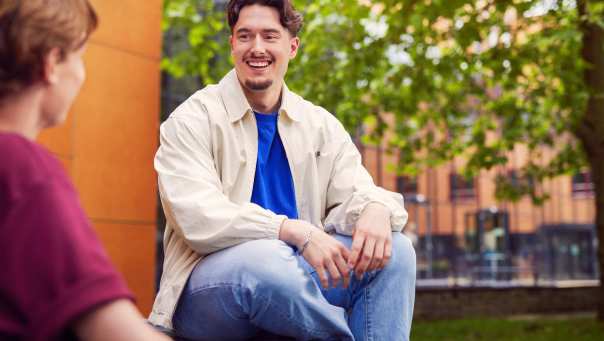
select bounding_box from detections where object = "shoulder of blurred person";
[0,132,70,205]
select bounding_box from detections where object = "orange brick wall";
[362,145,596,237]
[37,0,162,315]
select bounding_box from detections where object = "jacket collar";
[218,69,301,123]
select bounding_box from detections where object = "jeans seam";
[188,281,241,295]
[365,287,373,341]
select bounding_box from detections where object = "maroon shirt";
[0,133,133,341]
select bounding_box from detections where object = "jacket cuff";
[346,193,408,233]
[264,214,288,240]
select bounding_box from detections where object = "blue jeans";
[173,233,416,341]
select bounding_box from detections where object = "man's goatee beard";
[245,79,273,91]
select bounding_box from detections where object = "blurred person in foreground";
[0,1,170,340]
[150,0,416,340]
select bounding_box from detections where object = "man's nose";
[250,34,266,53]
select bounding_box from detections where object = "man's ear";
[229,35,235,55]
[43,48,61,85]
[289,36,300,59]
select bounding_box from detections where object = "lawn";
[411,316,604,341]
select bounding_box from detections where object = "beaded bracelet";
[298,228,314,255]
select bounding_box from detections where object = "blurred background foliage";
[161,0,600,200]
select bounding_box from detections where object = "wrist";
[297,227,314,256]
[356,202,392,233]
[278,219,307,247]
[363,202,390,218]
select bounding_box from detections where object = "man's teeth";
[248,61,270,68]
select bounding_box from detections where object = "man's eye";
[238,34,249,40]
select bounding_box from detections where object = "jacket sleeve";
[322,118,408,236]
[155,103,286,256]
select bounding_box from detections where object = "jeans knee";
[386,233,416,279]
[228,240,307,297]
[236,239,292,265]
[253,263,310,300]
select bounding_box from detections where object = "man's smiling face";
[230,4,299,93]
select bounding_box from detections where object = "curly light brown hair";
[0,0,98,100]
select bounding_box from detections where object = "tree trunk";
[576,0,604,322]
[583,152,604,321]
[592,159,604,321]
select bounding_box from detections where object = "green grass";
[411,317,604,341]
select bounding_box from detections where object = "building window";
[508,170,534,189]
[450,173,475,200]
[508,170,519,188]
[572,171,594,195]
[396,176,418,195]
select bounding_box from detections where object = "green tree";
[162,0,604,320]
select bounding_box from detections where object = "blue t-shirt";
[250,112,298,219]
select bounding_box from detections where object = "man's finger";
[355,238,375,279]
[369,239,385,271]
[339,243,351,262]
[381,238,392,269]
[315,266,329,289]
[325,258,341,288]
[333,250,351,288]
[348,231,366,269]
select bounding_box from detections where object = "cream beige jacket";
[149,69,408,328]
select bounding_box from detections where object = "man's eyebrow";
[235,27,283,34]
[262,29,281,34]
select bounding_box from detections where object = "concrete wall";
[415,286,599,320]
[37,0,162,315]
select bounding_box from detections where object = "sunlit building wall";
[38,0,162,315]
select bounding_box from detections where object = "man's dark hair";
[227,0,303,37]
